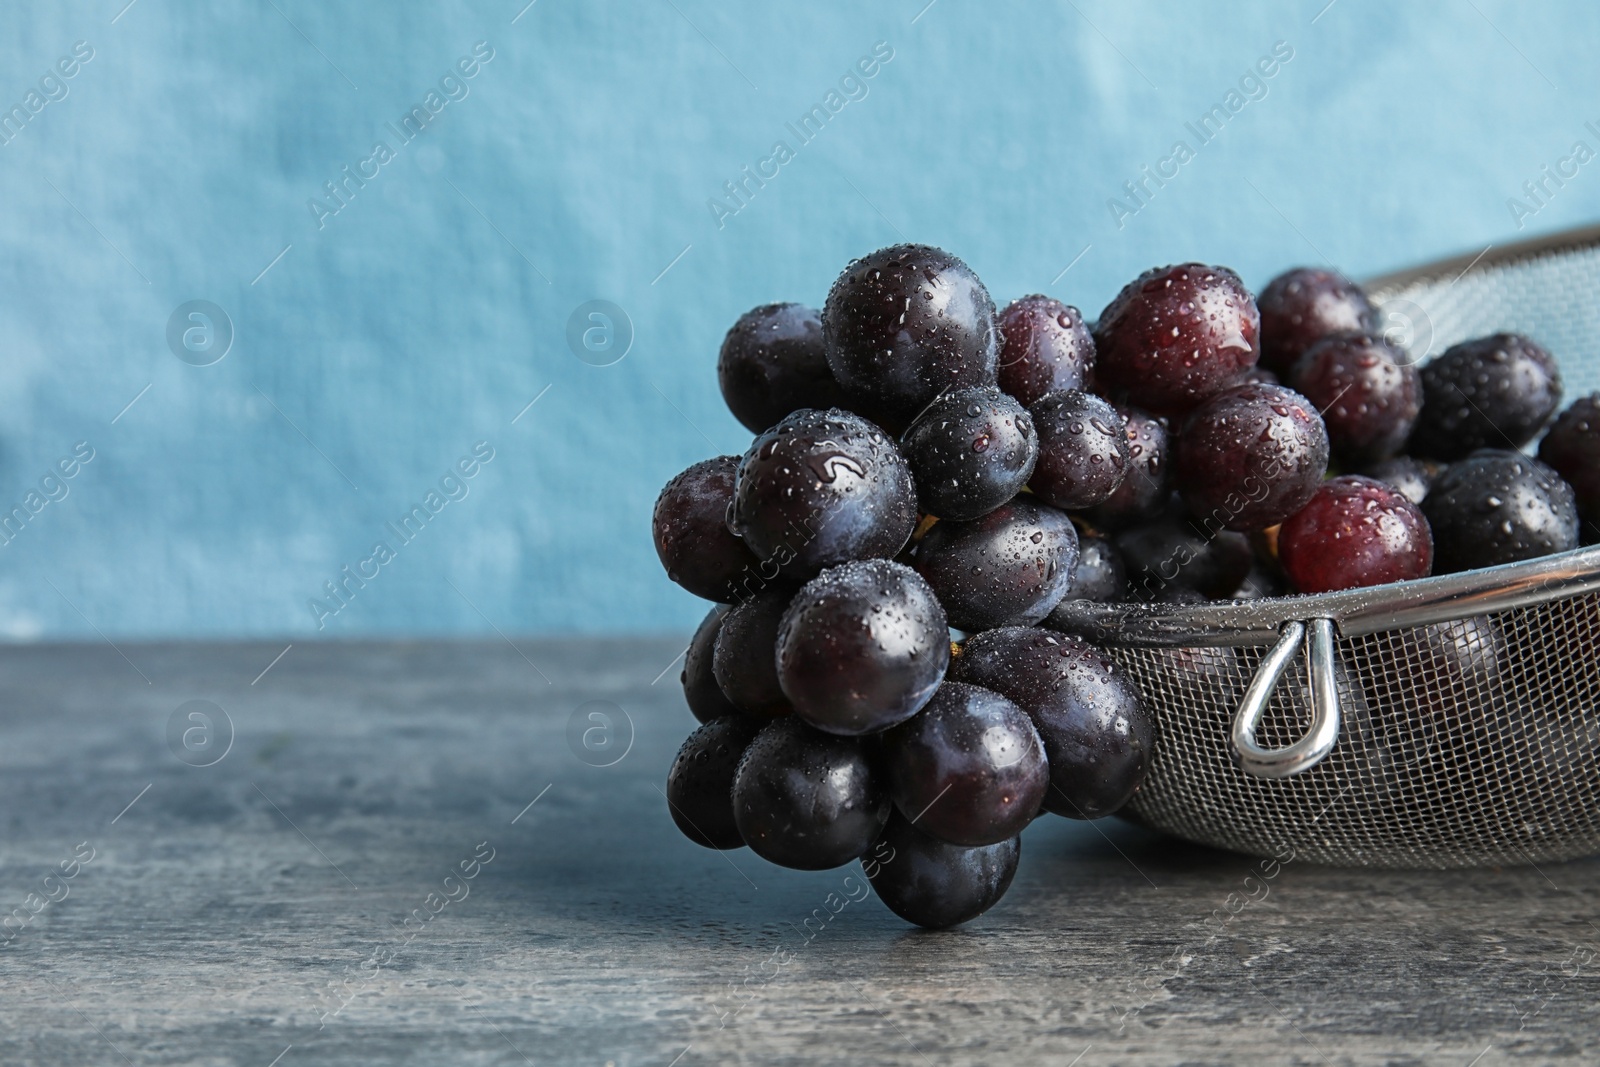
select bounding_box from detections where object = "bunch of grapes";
[652,244,1600,928]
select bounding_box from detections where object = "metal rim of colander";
[1047,545,1600,650]
[1051,546,1600,776]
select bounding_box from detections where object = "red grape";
[1278,476,1433,593]
[1289,333,1419,466]
[1175,382,1329,532]
[1094,263,1260,415]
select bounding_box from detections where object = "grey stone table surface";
[2,638,1597,1066]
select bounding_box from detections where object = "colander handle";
[1230,617,1341,779]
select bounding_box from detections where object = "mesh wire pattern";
[1108,227,1600,868]
[1115,592,1600,867]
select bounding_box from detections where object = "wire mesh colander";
[1050,225,1600,869]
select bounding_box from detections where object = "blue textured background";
[2,0,1598,639]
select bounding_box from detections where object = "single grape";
[729,408,917,584]
[823,244,998,432]
[776,560,949,736]
[899,386,1037,520]
[1362,455,1442,507]
[1410,333,1563,460]
[718,303,845,434]
[1175,382,1330,532]
[913,497,1079,631]
[653,456,762,602]
[1537,394,1600,542]
[1084,406,1170,531]
[683,606,740,724]
[1058,533,1127,603]
[863,812,1020,929]
[1257,267,1378,377]
[1115,512,1253,601]
[954,627,1153,819]
[666,717,763,849]
[881,681,1047,846]
[1421,450,1579,572]
[1094,263,1260,415]
[1279,476,1433,593]
[1027,390,1131,511]
[1288,333,1419,466]
[733,717,889,870]
[995,295,1094,406]
[712,584,795,719]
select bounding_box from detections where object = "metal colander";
[1051,225,1600,869]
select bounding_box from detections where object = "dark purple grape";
[1232,559,1287,600]
[1094,263,1260,415]
[1115,513,1253,601]
[899,386,1036,520]
[1410,333,1563,460]
[653,456,761,602]
[1421,450,1579,573]
[729,408,916,584]
[863,811,1019,929]
[712,584,795,719]
[1084,407,1170,531]
[1027,390,1131,511]
[683,606,740,724]
[776,560,949,736]
[1257,267,1378,377]
[954,627,1153,819]
[733,717,889,870]
[1288,333,1419,466]
[1175,383,1330,532]
[995,295,1095,406]
[1362,456,1442,506]
[881,681,1047,846]
[1058,533,1126,603]
[913,497,1078,631]
[666,717,763,849]
[1538,394,1600,542]
[718,303,845,434]
[823,244,998,432]
[1279,476,1433,593]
